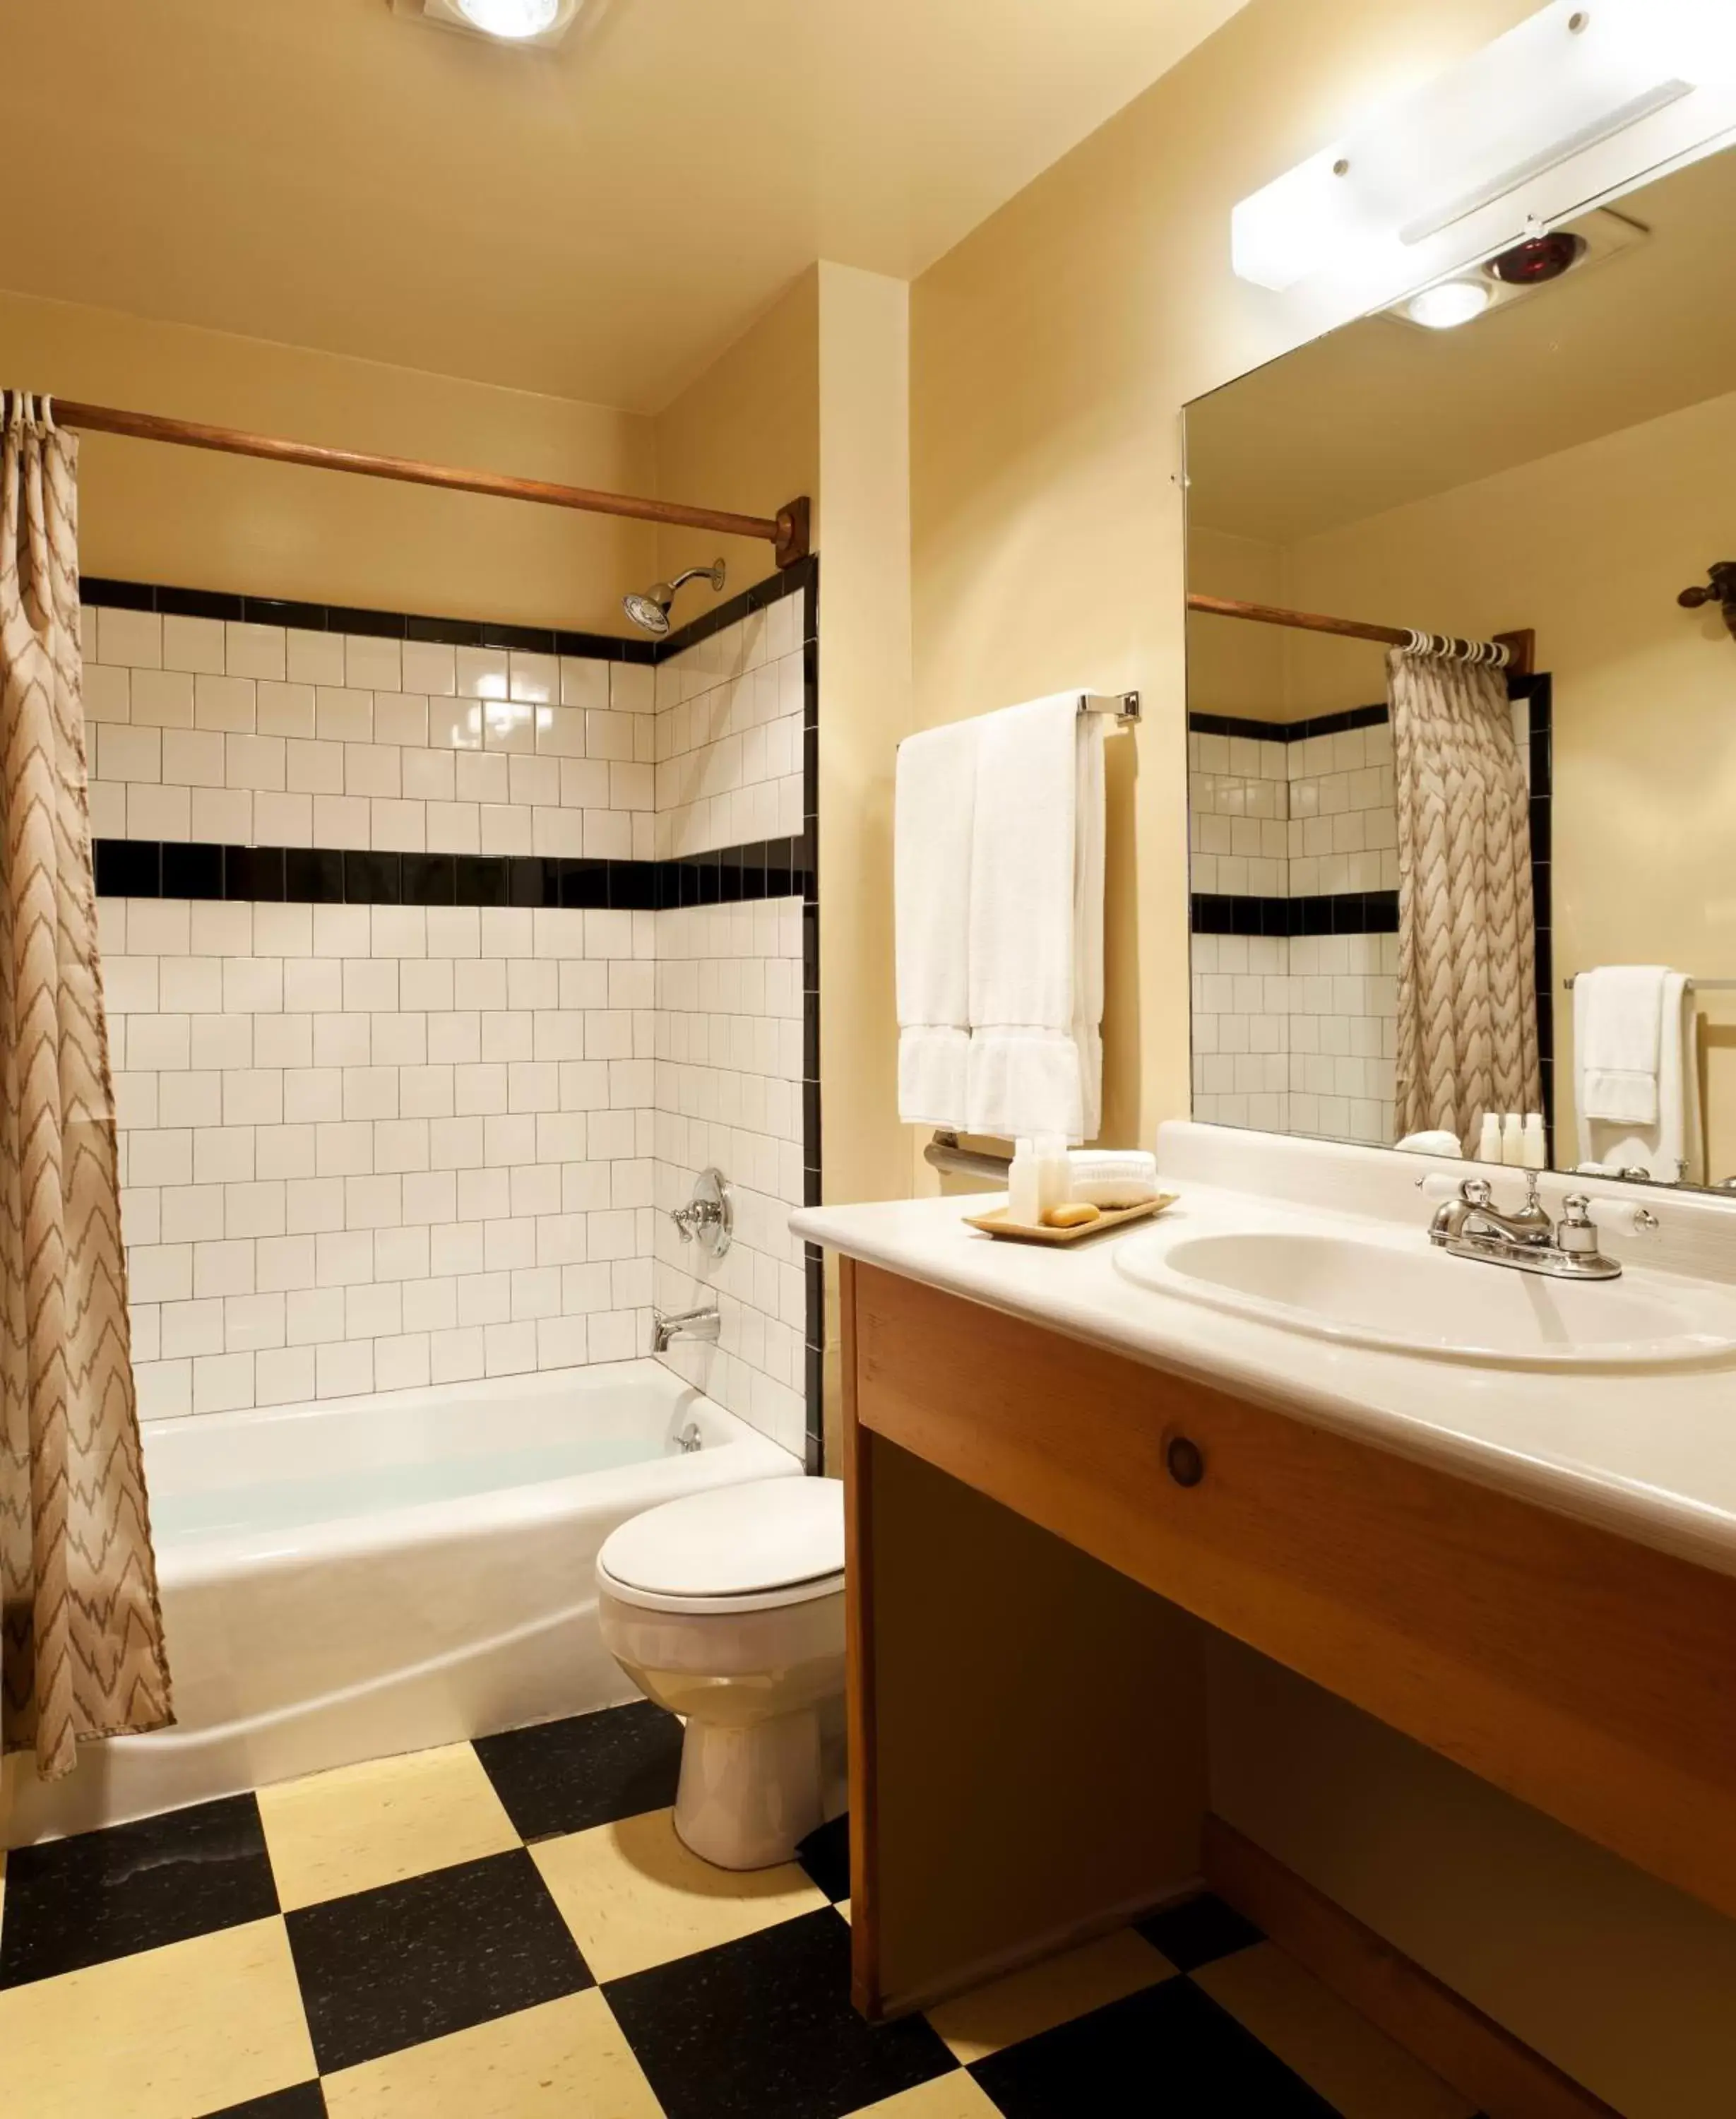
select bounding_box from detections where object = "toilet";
[596,1476,846,1870]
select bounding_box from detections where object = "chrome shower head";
[622,559,726,636]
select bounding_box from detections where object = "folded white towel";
[965,694,1105,1143]
[895,717,978,1129]
[1576,965,1668,1126]
[1576,971,1700,1184]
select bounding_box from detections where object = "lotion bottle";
[1502,1112,1524,1166]
[1477,1112,1502,1164]
[1008,1139,1040,1225]
[1035,1133,1073,1219]
[1521,1113,1547,1170]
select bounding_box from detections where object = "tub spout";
[653,1305,720,1353]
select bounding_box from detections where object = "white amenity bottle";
[1477,1112,1502,1164]
[1522,1113,1547,1170]
[1502,1112,1524,1166]
[1034,1134,1073,1218]
[1008,1138,1042,1225]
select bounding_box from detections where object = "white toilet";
[595,1476,846,1870]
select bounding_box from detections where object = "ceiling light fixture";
[1232,0,1736,293]
[456,0,559,36]
[392,0,583,49]
[1401,279,1495,331]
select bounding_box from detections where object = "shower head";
[622,559,727,637]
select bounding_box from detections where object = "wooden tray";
[963,1194,1177,1245]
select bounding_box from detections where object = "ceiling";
[3,0,1248,415]
[1187,146,1736,547]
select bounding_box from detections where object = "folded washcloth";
[965,694,1105,1143]
[895,717,978,1129]
[1575,965,1668,1127]
[1069,1148,1160,1207]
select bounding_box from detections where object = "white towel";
[1575,969,1701,1184]
[1576,965,1669,1125]
[965,694,1105,1143]
[895,717,978,1128]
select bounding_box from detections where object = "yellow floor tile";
[843,2072,1006,2118]
[257,1740,521,1910]
[1194,1942,1480,2119]
[925,1927,1175,2064]
[837,1896,852,1923]
[323,1989,661,2118]
[530,1805,828,1981]
[0,1916,315,2119]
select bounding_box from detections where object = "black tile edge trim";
[79,553,816,667]
[95,837,816,910]
[1191,890,1398,938]
[80,578,656,665]
[1188,703,1389,744]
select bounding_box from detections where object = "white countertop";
[793,1134,1736,1579]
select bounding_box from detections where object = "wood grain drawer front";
[851,1264,1736,1923]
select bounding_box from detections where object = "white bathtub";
[4,1360,797,1845]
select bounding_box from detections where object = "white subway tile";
[456,646,509,701]
[429,697,485,752]
[127,782,191,840]
[195,674,256,732]
[560,659,610,712]
[97,608,162,668]
[194,1351,254,1415]
[315,688,373,742]
[256,1345,316,1407]
[403,641,456,696]
[151,613,224,676]
[316,1339,374,1399]
[345,635,402,692]
[509,652,557,704]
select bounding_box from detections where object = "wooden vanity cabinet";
[840,1258,1736,2022]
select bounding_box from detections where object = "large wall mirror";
[1183,141,1736,1194]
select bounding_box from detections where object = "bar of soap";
[1042,1201,1102,1228]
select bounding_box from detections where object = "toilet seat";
[597,1476,844,1617]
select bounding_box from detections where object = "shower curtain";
[0,394,170,1779]
[1389,647,1541,1151]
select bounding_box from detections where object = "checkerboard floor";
[0,1702,1485,2118]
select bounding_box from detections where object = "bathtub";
[4,1360,797,1846]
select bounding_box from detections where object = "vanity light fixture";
[391,0,583,49]
[1232,0,1736,293]
[1400,279,1495,331]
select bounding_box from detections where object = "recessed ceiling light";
[1401,278,1497,331]
[456,0,558,35]
[391,0,583,49]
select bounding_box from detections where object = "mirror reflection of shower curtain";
[1389,648,1541,1151]
[0,393,172,1779]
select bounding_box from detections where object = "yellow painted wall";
[1186,526,1288,720]
[908,0,1736,2102]
[0,290,658,632]
[1280,384,1736,1177]
[653,270,821,605]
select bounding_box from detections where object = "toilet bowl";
[596,1476,845,1870]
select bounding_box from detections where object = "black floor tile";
[795,1812,850,1903]
[472,1700,683,1841]
[970,1975,1338,2116]
[199,2085,327,2118]
[605,1906,955,2119]
[0,1793,279,1988]
[1134,1890,1264,1972]
[285,1848,591,2072]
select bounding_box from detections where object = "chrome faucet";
[1427,1173,1623,1281]
[652,1304,720,1353]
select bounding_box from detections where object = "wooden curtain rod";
[50,398,813,569]
[1187,592,1533,676]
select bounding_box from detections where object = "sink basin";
[1114,1227,1736,1369]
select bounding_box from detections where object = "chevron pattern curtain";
[1389,648,1541,1152]
[0,395,171,1779]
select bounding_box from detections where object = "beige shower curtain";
[1389,648,1541,1151]
[0,394,170,1779]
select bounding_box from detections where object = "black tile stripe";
[1191,890,1398,938]
[93,836,814,910]
[1189,702,1390,744]
[78,552,816,667]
